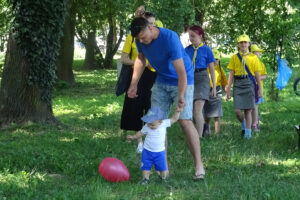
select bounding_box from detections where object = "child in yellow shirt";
[250,44,267,132]
[226,34,262,139]
[203,49,228,135]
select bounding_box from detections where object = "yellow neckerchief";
[192,43,204,70]
[239,50,250,75]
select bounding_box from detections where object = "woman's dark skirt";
[120,68,156,131]
[194,69,210,101]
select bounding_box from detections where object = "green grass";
[0,60,300,199]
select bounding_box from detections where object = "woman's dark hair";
[130,17,149,37]
[188,25,205,41]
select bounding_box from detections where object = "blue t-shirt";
[185,45,216,69]
[136,28,194,86]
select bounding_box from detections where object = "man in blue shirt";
[127,17,205,180]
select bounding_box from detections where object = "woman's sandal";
[192,174,205,181]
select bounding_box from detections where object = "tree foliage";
[0,0,12,51]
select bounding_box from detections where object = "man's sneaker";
[140,178,150,185]
[136,143,143,154]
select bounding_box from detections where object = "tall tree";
[0,0,67,126]
[56,0,76,86]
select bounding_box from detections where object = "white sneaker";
[136,143,143,154]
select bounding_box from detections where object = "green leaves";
[12,0,68,105]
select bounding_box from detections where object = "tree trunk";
[0,36,56,126]
[56,2,75,86]
[103,16,123,68]
[82,31,97,70]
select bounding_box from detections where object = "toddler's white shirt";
[141,119,171,152]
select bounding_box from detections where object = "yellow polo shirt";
[122,34,155,72]
[227,53,260,76]
[208,65,228,87]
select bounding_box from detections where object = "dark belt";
[234,75,248,79]
[194,68,206,72]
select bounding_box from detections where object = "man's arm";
[172,58,187,110]
[127,52,146,98]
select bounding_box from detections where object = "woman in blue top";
[185,25,216,137]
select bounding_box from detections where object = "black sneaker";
[242,130,245,137]
[140,178,150,185]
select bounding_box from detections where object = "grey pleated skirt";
[233,77,255,109]
[203,86,223,118]
[194,70,210,101]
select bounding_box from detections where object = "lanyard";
[192,43,204,70]
[238,51,250,76]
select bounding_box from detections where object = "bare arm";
[127,52,146,98]
[208,62,216,98]
[126,131,143,141]
[120,52,135,65]
[226,70,234,100]
[255,71,262,97]
[170,107,181,124]
[260,74,267,80]
[172,58,187,110]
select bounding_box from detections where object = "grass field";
[0,58,300,199]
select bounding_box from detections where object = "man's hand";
[178,96,186,110]
[127,84,138,98]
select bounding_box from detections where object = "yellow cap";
[155,20,163,28]
[237,34,250,42]
[212,49,221,60]
[251,44,264,52]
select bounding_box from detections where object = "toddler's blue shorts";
[140,148,167,171]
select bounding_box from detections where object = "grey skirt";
[203,86,223,118]
[194,70,210,100]
[233,77,255,109]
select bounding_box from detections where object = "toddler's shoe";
[140,178,150,185]
[244,132,251,139]
[136,143,143,154]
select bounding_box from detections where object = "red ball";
[99,157,130,182]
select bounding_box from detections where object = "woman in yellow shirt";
[203,49,228,135]
[251,44,267,132]
[120,11,162,153]
[226,34,262,139]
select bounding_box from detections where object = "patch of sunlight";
[102,102,121,114]
[59,137,78,142]
[93,131,112,139]
[54,108,80,116]
[76,72,98,78]
[0,170,46,189]
[13,129,30,135]
[260,111,270,115]
[266,158,299,167]
[79,113,104,120]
